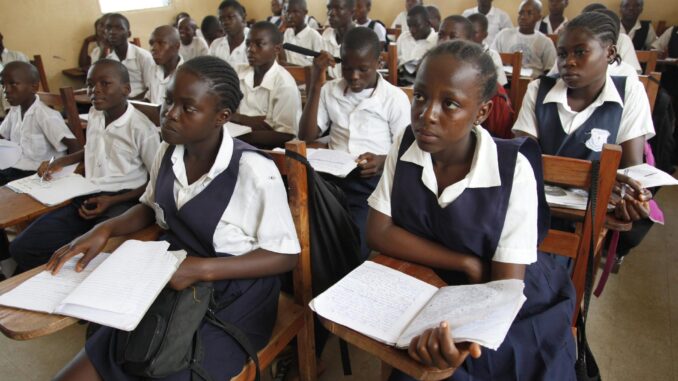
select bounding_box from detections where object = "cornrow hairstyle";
[467,13,488,33]
[421,40,498,102]
[107,13,130,31]
[408,5,430,22]
[581,3,607,13]
[442,15,474,40]
[567,11,621,64]
[91,59,130,84]
[250,21,284,45]
[3,61,40,84]
[341,27,381,59]
[180,56,243,113]
[218,0,246,18]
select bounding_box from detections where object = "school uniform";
[536,15,568,35]
[512,75,655,160]
[622,20,657,50]
[283,25,324,66]
[89,45,105,64]
[208,28,250,69]
[390,11,410,33]
[146,56,184,105]
[86,130,299,380]
[0,95,75,184]
[317,74,410,258]
[321,28,343,79]
[617,33,642,73]
[491,28,557,77]
[235,62,302,136]
[357,19,387,43]
[369,125,576,381]
[179,36,209,61]
[462,6,513,45]
[485,45,508,86]
[396,29,438,66]
[10,103,160,270]
[106,43,156,98]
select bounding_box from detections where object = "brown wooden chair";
[37,87,86,145]
[131,37,141,47]
[499,52,526,119]
[129,100,162,126]
[379,43,398,86]
[386,27,402,40]
[656,20,668,36]
[29,55,49,93]
[636,50,658,74]
[638,72,662,113]
[547,33,558,47]
[283,65,311,88]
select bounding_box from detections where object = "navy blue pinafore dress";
[86,139,281,380]
[388,129,576,381]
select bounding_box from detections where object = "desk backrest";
[636,50,658,74]
[37,87,86,145]
[29,55,49,93]
[499,51,523,116]
[638,72,662,113]
[130,100,161,127]
[379,43,398,86]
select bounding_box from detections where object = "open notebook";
[310,261,526,350]
[6,165,99,206]
[0,240,186,331]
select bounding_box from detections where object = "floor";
[1,185,677,381]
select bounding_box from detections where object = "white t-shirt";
[396,29,438,66]
[621,20,658,50]
[462,6,513,45]
[106,43,156,98]
[391,11,409,34]
[283,25,324,66]
[179,36,209,61]
[357,19,387,42]
[512,75,655,144]
[236,62,302,136]
[491,28,556,76]
[140,132,300,256]
[0,96,75,171]
[317,75,411,155]
[84,103,160,192]
[208,28,250,69]
[146,56,183,106]
[368,125,539,264]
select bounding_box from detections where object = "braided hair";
[179,56,243,113]
[421,40,497,102]
[566,11,621,64]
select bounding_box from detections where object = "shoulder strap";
[205,310,261,381]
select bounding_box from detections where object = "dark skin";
[438,20,471,43]
[50,68,298,381]
[105,16,131,61]
[407,13,432,41]
[177,17,198,46]
[620,0,643,35]
[219,6,246,50]
[38,63,146,220]
[405,0,421,12]
[299,47,387,178]
[477,0,493,15]
[354,0,371,25]
[470,20,488,44]
[149,26,181,78]
[368,53,524,369]
[202,22,225,47]
[231,28,294,149]
[426,6,441,32]
[78,18,108,68]
[327,0,355,45]
[515,27,651,221]
[517,1,541,35]
[547,0,568,32]
[277,1,309,64]
[0,66,82,153]
[271,0,283,16]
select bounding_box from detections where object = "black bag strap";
[205,309,261,381]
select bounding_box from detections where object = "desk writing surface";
[0,187,69,229]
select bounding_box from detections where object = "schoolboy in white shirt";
[396,6,438,84]
[233,22,302,149]
[391,0,422,34]
[0,32,30,115]
[280,0,324,66]
[355,0,388,47]
[209,0,250,68]
[10,60,160,271]
[462,0,513,45]
[322,0,356,79]
[178,17,209,61]
[147,26,183,105]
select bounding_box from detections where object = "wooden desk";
[0,187,69,229]
[74,92,90,105]
[61,67,87,80]
[319,255,456,381]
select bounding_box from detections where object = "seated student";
[396,5,438,84]
[355,0,388,48]
[267,0,284,28]
[468,12,489,45]
[49,56,300,381]
[426,5,442,32]
[391,0,421,34]
[0,32,30,115]
[147,26,183,105]
[322,0,356,79]
[462,0,513,45]
[366,40,575,381]
[78,16,109,68]
[513,12,655,223]
[9,60,160,271]
[281,0,324,66]
[104,13,155,100]
[620,0,657,50]
[652,24,678,100]
[178,17,209,61]
[232,22,301,149]
[201,15,226,47]
[299,27,411,258]
[209,0,250,68]
[537,0,568,35]
[492,0,557,78]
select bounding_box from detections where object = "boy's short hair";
[218,0,246,17]
[250,21,283,45]
[106,13,130,30]
[443,15,474,38]
[3,61,40,84]
[288,0,309,10]
[201,15,221,31]
[407,5,430,22]
[91,59,131,84]
[341,27,381,59]
[425,5,440,19]
[467,13,489,32]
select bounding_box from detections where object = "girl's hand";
[612,173,652,221]
[78,195,114,220]
[356,153,386,178]
[463,255,490,284]
[168,257,207,290]
[46,226,111,275]
[408,321,482,369]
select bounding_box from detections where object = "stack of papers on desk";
[7,166,100,206]
[0,139,21,170]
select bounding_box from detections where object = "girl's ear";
[606,44,618,65]
[474,99,494,126]
[215,107,232,127]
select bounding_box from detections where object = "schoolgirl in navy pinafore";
[86,139,280,380]
[389,128,576,381]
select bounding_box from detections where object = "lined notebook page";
[7,173,100,205]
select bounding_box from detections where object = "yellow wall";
[0,0,676,92]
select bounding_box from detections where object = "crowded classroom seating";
[0,1,676,380]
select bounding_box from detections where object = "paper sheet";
[226,122,253,137]
[306,148,358,178]
[544,185,589,210]
[6,173,100,205]
[503,65,534,78]
[619,164,678,189]
[0,139,21,170]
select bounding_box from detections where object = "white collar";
[330,73,388,104]
[170,128,234,185]
[91,101,135,128]
[543,75,624,111]
[240,61,283,91]
[108,42,137,61]
[400,125,501,200]
[11,94,41,119]
[156,56,184,79]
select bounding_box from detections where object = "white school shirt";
[391,11,409,33]
[512,75,655,144]
[652,26,675,51]
[283,25,324,66]
[357,19,387,43]
[617,33,642,73]
[321,28,343,79]
[486,46,508,86]
[179,36,209,61]
[208,28,250,68]
[317,75,411,155]
[0,96,75,171]
[536,16,568,35]
[491,28,556,76]
[106,43,156,98]
[396,29,438,66]
[306,16,321,30]
[621,21,658,51]
[140,131,301,256]
[84,102,160,192]
[89,46,104,64]
[146,56,184,105]
[462,6,513,45]
[547,60,640,81]
[368,125,538,264]
[235,62,302,135]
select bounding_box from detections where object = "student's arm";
[78,183,147,220]
[63,138,83,154]
[78,35,97,68]
[298,52,333,142]
[38,149,85,180]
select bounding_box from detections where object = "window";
[98,0,170,13]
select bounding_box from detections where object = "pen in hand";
[40,156,55,183]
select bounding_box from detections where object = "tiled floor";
[2,185,677,380]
